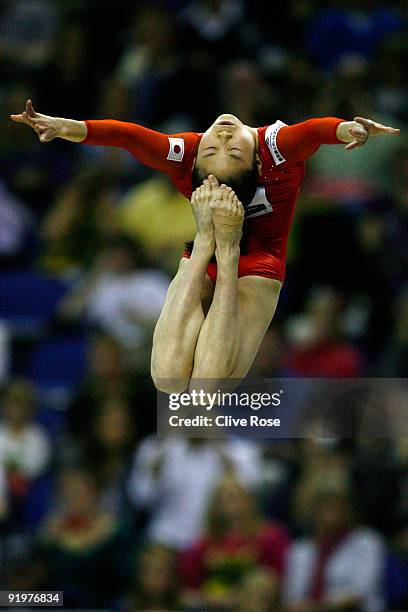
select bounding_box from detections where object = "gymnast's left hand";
[345,117,400,151]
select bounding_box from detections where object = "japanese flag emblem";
[167,137,185,162]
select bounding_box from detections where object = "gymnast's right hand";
[10,99,62,142]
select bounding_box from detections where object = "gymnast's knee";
[151,358,190,394]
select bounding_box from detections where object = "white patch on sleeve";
[167,137,185,162]
[265,120,287,165]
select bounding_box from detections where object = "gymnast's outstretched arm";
[10,99,199,179]
[276,116,400,164]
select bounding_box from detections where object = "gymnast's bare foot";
[190,177,216,253]
[211,183,244,250]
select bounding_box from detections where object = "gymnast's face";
[196,114,257,178]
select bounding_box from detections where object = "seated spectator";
[125,544,179,611]
[283,490,386,612]
[67,333,135,437]
[291,438,352,532]
[59,235,169,352]
[284,286,363,377]
[37,466,130,609]
[119,174,196,274]
[179,476,289,610]
[127,436,261,550]
[40,166,119,275]
[81,395,137,516]
[0,379,51,527]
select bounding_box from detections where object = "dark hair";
[191,155,259,208]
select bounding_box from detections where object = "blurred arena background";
[0,0,407,609]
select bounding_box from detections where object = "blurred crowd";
[0,0,408,610]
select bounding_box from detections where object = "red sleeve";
[256,522,290,577]
[178,541,207,589]
[82,119,199,179]
[275,117,345,164]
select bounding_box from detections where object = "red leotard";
[82,117,343,282]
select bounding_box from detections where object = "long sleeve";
[82,119,200,179]
[178,541,207,589]
[276,117,344,164]
[257,523,291,577]
[126,437,162,508]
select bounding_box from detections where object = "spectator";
[283,490,386,612]
[59,235,169,352]
[67,333,135,437]
[0,379,51,527]
[36,466,130,609]
[40,166,119,275]
[284,286,364,377]
[125,544,179,611]
[178,476,289,610]
[127,436,261,550]
[119,174,196,274]
[291,439,352,532]
[81,396,137,516]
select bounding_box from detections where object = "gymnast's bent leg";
[151,180,215,393]
[191,186,281,388]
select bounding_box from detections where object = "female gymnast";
[11,100,399,392]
